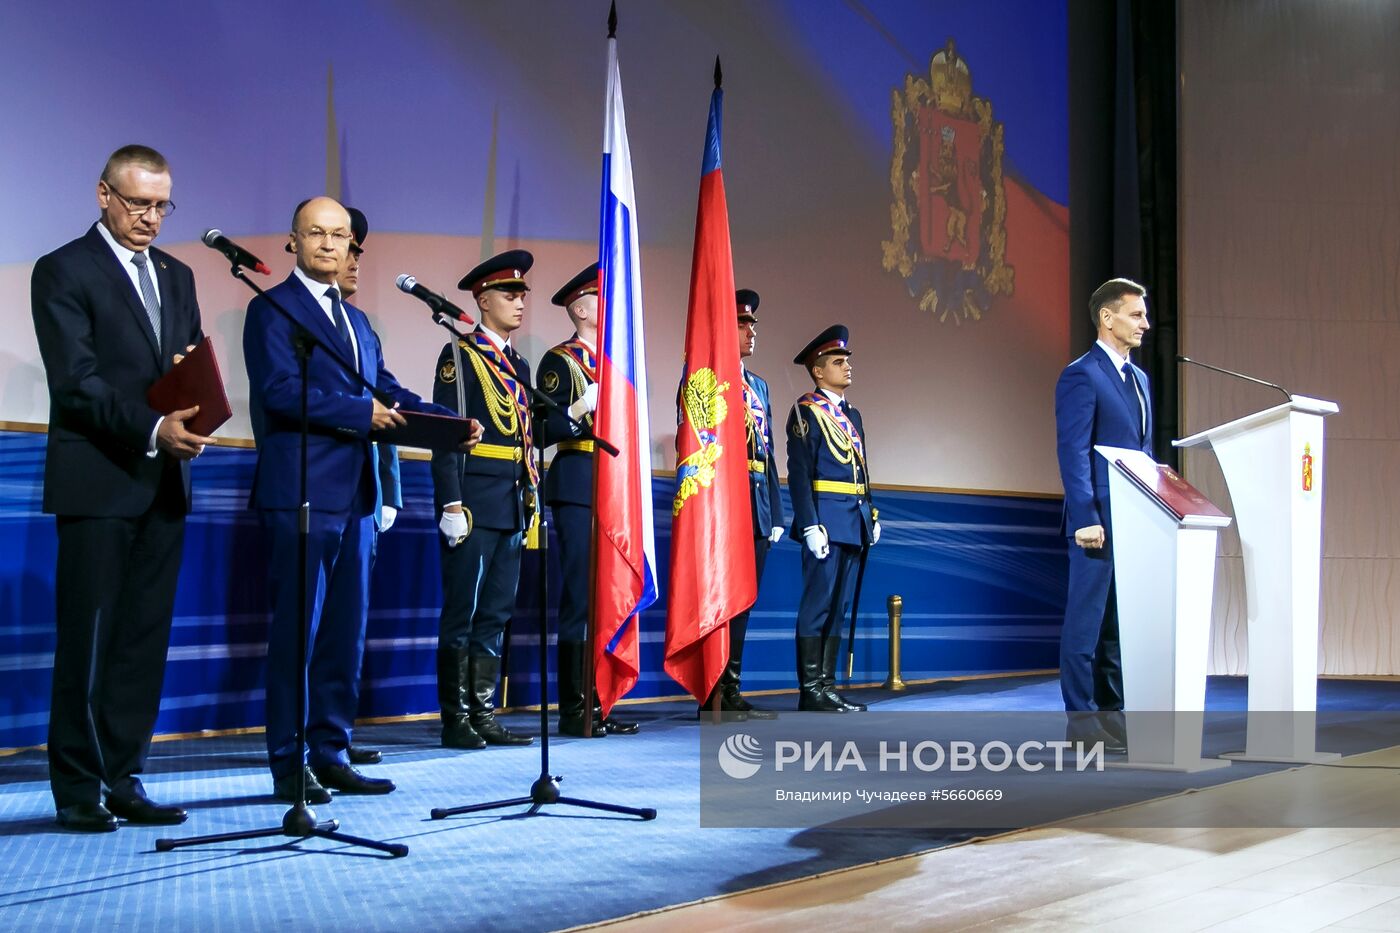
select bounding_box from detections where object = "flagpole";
[428,0,653,822]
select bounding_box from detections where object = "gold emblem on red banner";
[673,368,730,517]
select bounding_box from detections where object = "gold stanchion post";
[882,595,906,691]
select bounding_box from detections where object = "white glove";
[872,521,881,545]
[439,509,469,547]
[568,383,600,420]
[803,525,829,559]
[380,506,397,532]
[768,526,784,544]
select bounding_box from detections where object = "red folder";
[146,336,233,437]
[1115,458,1229,522]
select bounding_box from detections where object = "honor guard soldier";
[431,250,538,749]
[538,263,639,738]
[785,325,881,712]
[699,289,784,719]
[334,208,399,767]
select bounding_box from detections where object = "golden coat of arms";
[672,367,730,517]
[882,39,1014,323]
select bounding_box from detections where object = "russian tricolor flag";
[591,28,658,716]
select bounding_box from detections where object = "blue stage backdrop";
[0,430,1066,749]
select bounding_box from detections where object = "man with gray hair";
[32,144,210,832]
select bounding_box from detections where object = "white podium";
[1174,395,1340,763]
[1095,446,1233,772]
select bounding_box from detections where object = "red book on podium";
[1115,457,1229,522]
[146,336,233,437]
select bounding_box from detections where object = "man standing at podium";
[1054,278,1153,749]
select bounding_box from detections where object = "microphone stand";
[1177,355,1292,402]
[157,262,408,858]
[411,306,653,823]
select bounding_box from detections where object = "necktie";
[325,286,355,360]
[129,252,161,342]
[1123,363,1145,439]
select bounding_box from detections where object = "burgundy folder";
[1115,458,1229,522]
[371,410,479,451]
[146,336,233,437]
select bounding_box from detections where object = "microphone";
[1177,356,1291,401]
[396,274,476,328]
[201,229,271,275]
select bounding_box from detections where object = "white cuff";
[147,416,164,458]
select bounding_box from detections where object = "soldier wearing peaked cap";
[430,249,539,750]
[697,289,784,720]
[333,208,399,768]
[538,262,638,738]
[785,325,881,713]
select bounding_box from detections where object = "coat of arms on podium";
[882,39,1014,323]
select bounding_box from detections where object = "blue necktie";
[325,286,355,365]
[1123,364,1145,440]
[130,252,161,342]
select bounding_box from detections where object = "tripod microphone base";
[282,803,327,836]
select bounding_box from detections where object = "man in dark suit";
[698,289,785,719]
[244,196,470,802]
[31,144,210,832]
[1054,278,1153,748]
[431,250,538,749]
[334,207,399,768]
[785,325,880,713]
[538,263,639,738]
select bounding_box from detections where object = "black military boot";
[797,636,845,712]
[438,646,485,749]
[468,656,534,746]
[557,640,604,738]
[822,636,867,712]
[721,616,776,719]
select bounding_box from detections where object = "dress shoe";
[1066,726,1126,755]
[473,718,535,746]
[559,713,607,738]
[348,746,382,765]
[722,686,778,720]
[443,720,487,750]
[273,766,332,805]
[603,716,639,735]
[313,763,396,795]
[106,788,187,825]
[56,802,118,833]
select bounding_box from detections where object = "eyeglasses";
[296,227,353,246]
[104,183,175,218]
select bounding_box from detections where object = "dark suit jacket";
[1054,344,1155,534]
[742,369,785,538]
[785,393,875,548]
[243,273,431,515]
[31,223,203,517]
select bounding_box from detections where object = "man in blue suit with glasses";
[244,196,478,803]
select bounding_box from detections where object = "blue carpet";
[1,674,1397,932]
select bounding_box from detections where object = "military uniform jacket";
[538,336,596,508]
[742,367,785,538]
[785,391,875,547]
[431,327,536,532]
